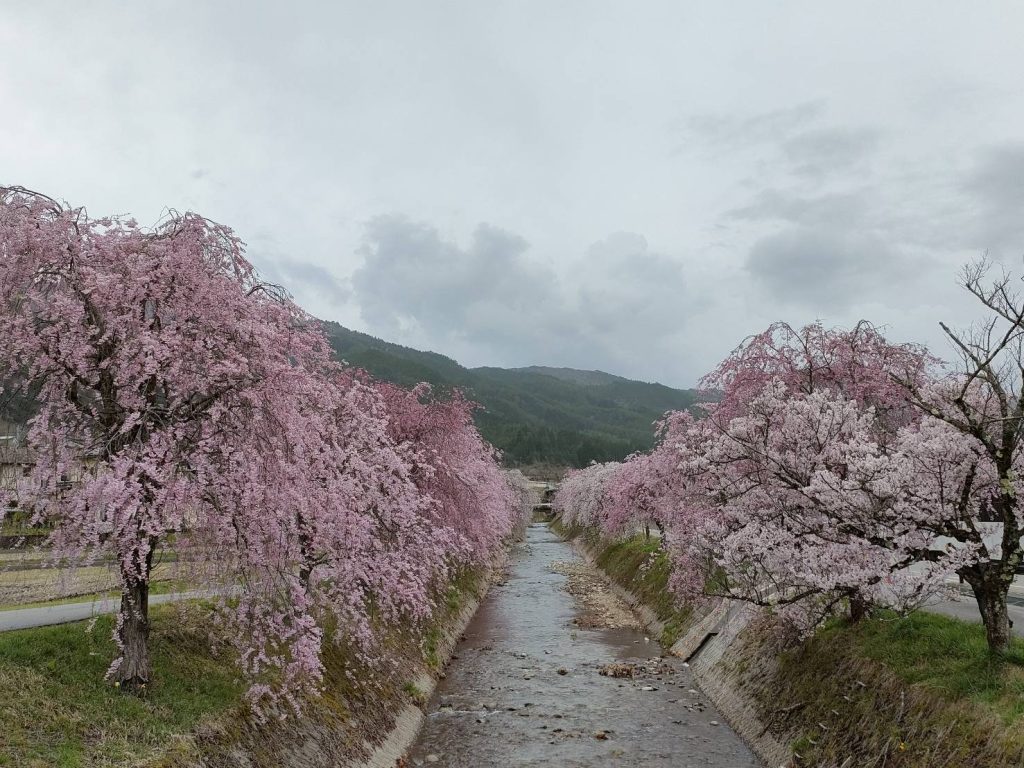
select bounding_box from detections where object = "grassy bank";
[552,520,694,646]
[729,611,1024,766]
[0,567,489,768]
[172,565,489,768]
[0,604,243,768]
[561,516,1024,766]
[850,611,1024,721]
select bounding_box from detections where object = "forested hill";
[323,322,703,468]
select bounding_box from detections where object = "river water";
[406,523,760,767]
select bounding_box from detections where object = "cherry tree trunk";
[848,593,870,623]
[115,577,151,693]
[968,574,1012,653]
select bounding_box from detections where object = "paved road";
[0,591,209,632]
[925,589,1024,637]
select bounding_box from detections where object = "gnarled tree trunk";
[966,567,1012,653]
[848,591,870,623]
[115,546,154,693]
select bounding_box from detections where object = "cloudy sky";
[3,2,1023,387]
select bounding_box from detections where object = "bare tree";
[901,258,1024,652]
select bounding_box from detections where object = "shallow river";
[406,523,760,767]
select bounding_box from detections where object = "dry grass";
[0,603,243,768]
[727,612,1024,767]
[0,562,177,607]
[0,564,488,768]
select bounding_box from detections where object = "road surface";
[0,590,209,632]
[925,588,1024,637]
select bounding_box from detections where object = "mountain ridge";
[323,321,703,468]
[506,366,627,386]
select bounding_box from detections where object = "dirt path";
[405,523,760,767]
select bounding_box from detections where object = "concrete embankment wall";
[159,552,508,768]
[567,535,791,768]
[355,492,535,767]
[355,564,498,768]
[569,528,1024,768]
[345,552,514,768]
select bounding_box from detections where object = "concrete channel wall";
[352,547,510,768]
[356,577,491,767]
[358,483,540,767]
[569,537,792,768]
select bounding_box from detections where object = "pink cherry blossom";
[0,187,528,711]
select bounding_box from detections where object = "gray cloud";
[576,233,691,335]
[961,143,1024,258]
[781,128,880,179]
[4,3,1024,385]
[745,227,918,310]
[698,100,982,322]
[728,189,872,229]
[353,216,555,343]
[352,218,699,382]
[274,259,351,307]
[684,101,826,150]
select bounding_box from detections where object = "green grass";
[0,564,490,768]
[831,610,1024,722]
[422,567,482,670]
[0,589,124,612]
[735,610,1024,767]
[0,524,50,537]
[548,517,599,547]
[0,550,182,567]
[0,605,244,768]
[1,511,52,538]
[402,681,427,705]
[593,534,694,646]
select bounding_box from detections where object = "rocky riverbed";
[405,523,760,767]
